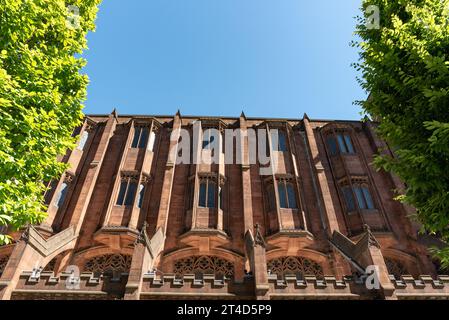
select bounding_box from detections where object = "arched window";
[277,180,297,209]
[198,179,216,208]
[354,185,374,209]
[131,126,149,148]
[337,134,355,154]
[326,133,355,155]
[326,136,338,155]
[116,175,138,206]
[341,183,375,212]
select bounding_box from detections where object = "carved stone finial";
[111,108,119,120]
[135,222,149,245]
[254,224,266,248]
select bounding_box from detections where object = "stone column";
[70,110,118,234]
[245,225,269,300]
[239,112,254,233]
[303,114,348,278]
[124,225,152,300]
[156,111,181,233]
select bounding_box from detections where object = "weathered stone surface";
[0,113,443,300]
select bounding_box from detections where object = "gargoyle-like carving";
[254,224,266,247]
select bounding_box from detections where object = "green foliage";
[0,0,101,244]
[354,0,449,265]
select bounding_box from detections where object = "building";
[0,111,447,300]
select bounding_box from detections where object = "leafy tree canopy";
[354,0,449,265]
[0,0,101,244]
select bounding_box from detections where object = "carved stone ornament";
[254,224,266,248]
[364,224,381,248]
[173,256,234,278]
[267,256,324,279]
[84,254,132,275]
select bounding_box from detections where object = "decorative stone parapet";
[390,275,449,299]
[10,270,128,300]
[140,272,254,299]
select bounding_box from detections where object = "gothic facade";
[0,111,447,300]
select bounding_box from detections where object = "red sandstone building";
[0,111,447,300]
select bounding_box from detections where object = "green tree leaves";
[0,0,101,244]
[354,0,449,266]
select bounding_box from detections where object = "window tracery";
[173,256,234,278]
[385,257,409,278]
[267,256,324,279]
[83,254,132,276]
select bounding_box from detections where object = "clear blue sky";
[82,0,367,120]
